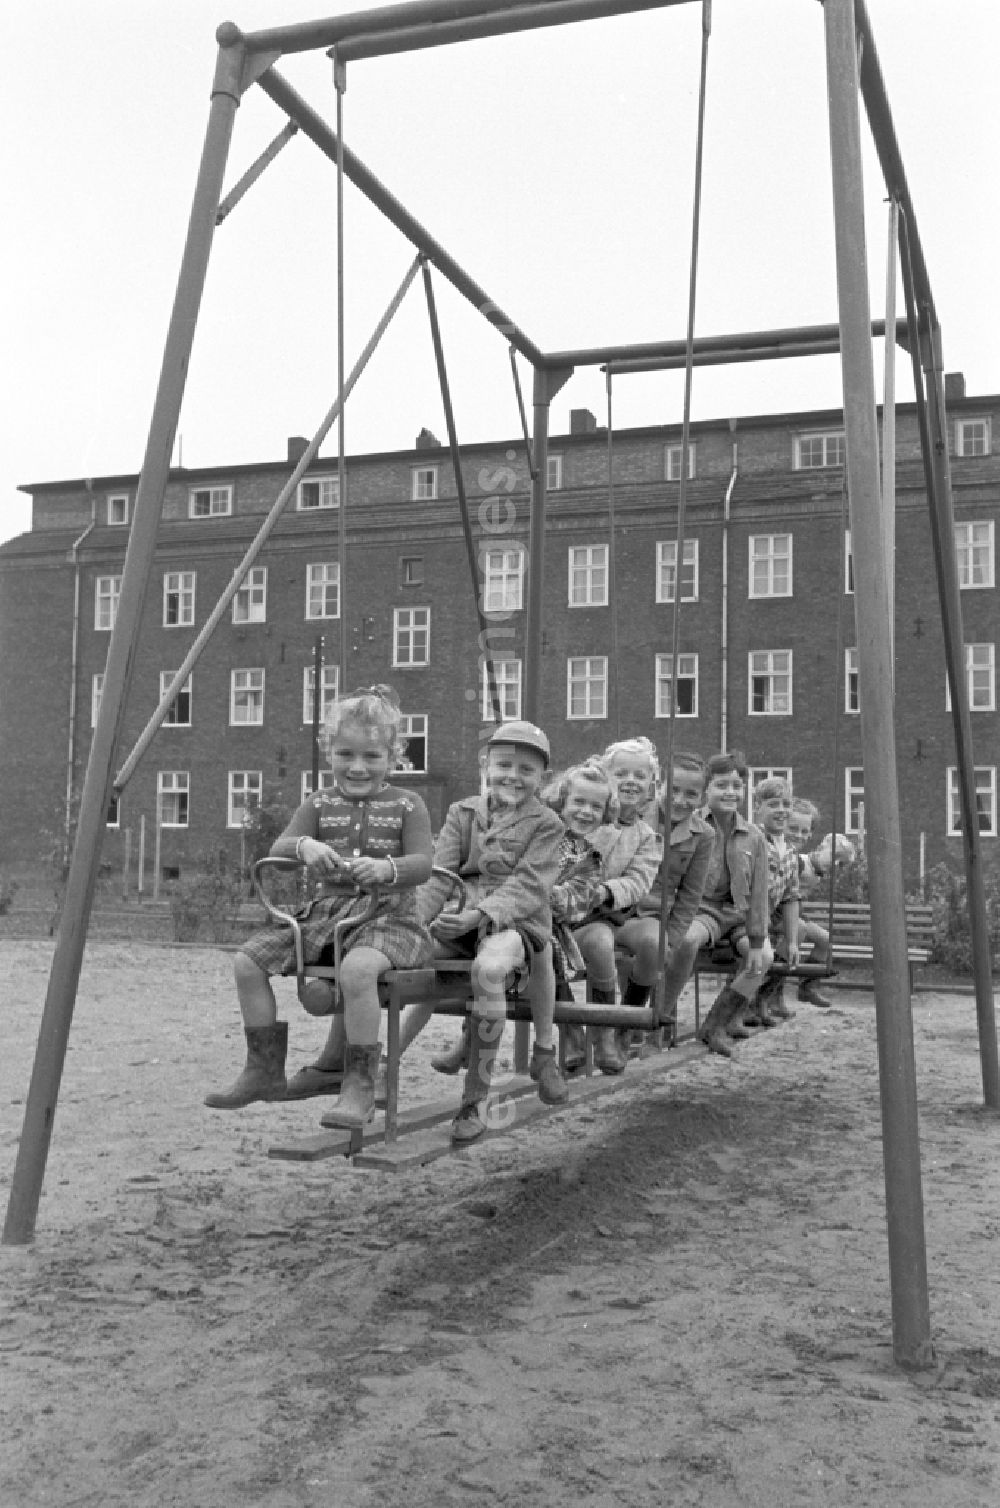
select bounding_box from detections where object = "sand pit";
[2,938,999,1506]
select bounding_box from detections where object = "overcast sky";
[3,0,999,545]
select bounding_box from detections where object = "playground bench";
[799,899,936,988]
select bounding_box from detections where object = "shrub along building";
[1,376,997,893]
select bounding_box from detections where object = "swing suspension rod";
[421,262,504,724]
[654,0,712,991]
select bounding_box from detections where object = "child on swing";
[569,736,661,1073]
[785,796,856,1009]
[204,685,433,1128]
[543,762,618,1002]
[741,775,800,1030]
[395,719,568,1145]
[657,749,771,1056]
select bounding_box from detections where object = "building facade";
[1,381,997,890]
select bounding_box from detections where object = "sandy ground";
[2,938,1000,1507]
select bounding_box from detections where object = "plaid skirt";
[241,889,432,977]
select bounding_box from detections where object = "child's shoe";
[560,1023,587,1075]
[593,1028,627,1075]
[204,1022,288,1109]
[431,1020,472,1074]
[321,1043,380,1128]
[450,1101,488,1144]
[797,979,829,1009]
[699,988,740,1058]
[530,1044,569,1105]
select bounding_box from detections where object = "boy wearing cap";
[401,720,568,1143]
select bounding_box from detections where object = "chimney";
[570,408,597,435]
[287,435,309,464]
[415,427,441,451]
[944,372,966,402]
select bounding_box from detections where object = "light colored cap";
[486,720,551,766]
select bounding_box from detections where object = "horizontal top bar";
[239,0,688,55]
[335,0,684,61]
[547,318,908,371]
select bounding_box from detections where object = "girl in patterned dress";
[205,685,433,1127]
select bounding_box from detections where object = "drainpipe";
[64,488,97,861]
[720,421,738,751]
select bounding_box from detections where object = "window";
[188,485,232,518]
[401,556,424,587]
[955,521,994,589]
[748,767,793,823]
[95,575,121,631]
[158,771,189,828]
[567,657,608,720]
[482,548,524,612]
[397,713,428,774]
[393,607,430,667]
[296,475,339,511]
[230,668,265,726]
[749,534,792,598]
[91,673,104,728]
[845,768,865,836]
[106,793,120,828]
[107,494,129,526]
[845,647,860,714]
[547,454,563,491]
[947,767,997,837]
[160,671,192,727]
[228,770,263,828]
[301,769,337,802]
[955,418,991,458]
[946,644,996,712]
[795,430,845,469]
[844,529,854,594]
[568,544,609,607]
[302,663,340,725]
[664,442,696,481]
[163,570,196,628]
[655,653,698,717]
[656,539,699,603]
[306,562,340,620]
[411,466,438,501]
[749,649,792,715]
[233,567,267,624]
[482,659,522,721]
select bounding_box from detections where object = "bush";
[168,848,245,943]
[924,861,1000,975]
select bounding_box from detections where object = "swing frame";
[5,0,998,1376]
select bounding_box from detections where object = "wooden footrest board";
[268,1036,704,1169]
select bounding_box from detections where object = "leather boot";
[560,1023,587,1075]
[726,995,752,1039]
[700,988,740,1058]
[768,978,795,1019]
[797,978,829,1009]
[451,1016,502,1144]
[594,1029,627,1074]
[754,973,781,1027]
[284,1017,346,1099]
[205,1022,288,1109]
[431,1017,472,1075]
[321,1042,381,1128]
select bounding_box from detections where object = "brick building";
[1,381,997,890]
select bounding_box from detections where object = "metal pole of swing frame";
[334,53,349,697]
[823,0,932,1368]
[3,34,244,1245]
[520,362,570,1073]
